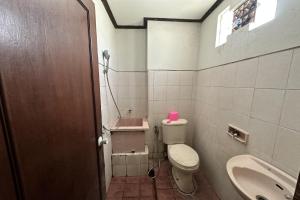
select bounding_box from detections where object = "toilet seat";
[168,144,199,172]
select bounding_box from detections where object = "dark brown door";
[0,0,105,199]
[0,112,17,200]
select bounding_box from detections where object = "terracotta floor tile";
[195,173,211,188]
[156,178,172,189]
[158,168,170,177]
[169,177,177,189]
[140,184,154,197]
[139,197,155,200]
[111,176,127,184]
[140,176,153,184]
[158,162,171,178]
[107,183,124,198]
[160,160,171,168]
[195,188,219,200]
[154,167,159,174]
[157,189,175,200]
[173,190,186,200]
[173,189,193,200]
[195,176,219,199]
[124,183,140,197]
[173,194,185,200]
[107,160,220,200]
[126,176,140,183]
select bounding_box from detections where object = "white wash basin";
[227,155,297,200]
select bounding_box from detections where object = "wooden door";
[0,0,105,199]
[0,105,17,200]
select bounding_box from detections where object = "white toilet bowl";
[168,144,200,194]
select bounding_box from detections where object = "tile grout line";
[100,44,300,74]
[270,49,296,164]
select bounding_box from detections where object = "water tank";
[161,119,188,145]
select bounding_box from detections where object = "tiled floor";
[107,160,220,200]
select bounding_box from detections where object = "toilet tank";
[161,119,188,144]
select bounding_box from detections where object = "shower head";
[102,50,110,75]
[103,50,110,60]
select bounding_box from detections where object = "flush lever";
[98,136,108,147]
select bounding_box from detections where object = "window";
[215,0,277,47]
[215,7,233,47]
[232,0,257,32]
[249,0,278,30]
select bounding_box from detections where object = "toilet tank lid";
[162,119,188,126]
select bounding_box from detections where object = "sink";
[227,155,297,200]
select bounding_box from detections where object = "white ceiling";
[107,0,217,26]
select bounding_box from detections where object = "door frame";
[79,0,106,199]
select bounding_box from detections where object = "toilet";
[161,119,200,194]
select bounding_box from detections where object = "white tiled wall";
[112,146,149,177]
[147,70,196,158]
[93,0,116,190]
[100,69,148,122]
[100,67,148,182]
[193,47,300,199]
[99,67,117,190]
[100,68,119,127]
[116,72,147,118]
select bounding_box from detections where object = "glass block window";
[232,0,257,32]
[215,0,277,47]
